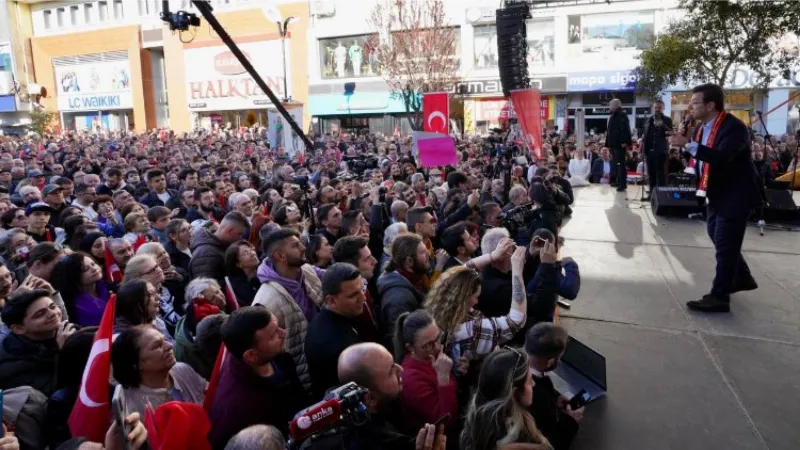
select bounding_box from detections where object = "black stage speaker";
[652,186,702,217]
[495,1,531,96]
[761,188,799,221]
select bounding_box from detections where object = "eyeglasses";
[420,330,446,352]
[503,345,525,368]
[141,264,162,277]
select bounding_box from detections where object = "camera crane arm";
[162,1,313,153]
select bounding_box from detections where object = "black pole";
[190,1,312,152]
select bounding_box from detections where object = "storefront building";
[461,77,563,133]
[163,1,310,134]
[53,52,135,131]
[27,0,308,134]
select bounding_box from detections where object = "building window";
[70,5,79,26]
[473,25,498,69]
[84,3,93,23]
[99,1,108,21]
[319,35,378,79]
[113,0,123,19]
[43,10,52,29]
[56,7,65,27]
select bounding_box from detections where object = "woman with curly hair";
[424,247,528,363]
[461,347,551,450]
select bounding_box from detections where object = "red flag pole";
[203,345,228,413]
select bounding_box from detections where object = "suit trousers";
[612,148,627,188]
[645,151,667,189]
[706,206,752,301]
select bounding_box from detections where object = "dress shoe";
[687,295,730,313]
[730,277,758,294]
[616,187,626,192]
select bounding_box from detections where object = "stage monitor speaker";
[652,186,702,217]
[761,188,799,221]
[495,3,530,96]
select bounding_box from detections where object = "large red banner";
[510,89,543,160]
[423,92,449,134]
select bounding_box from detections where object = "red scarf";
[693,111,727,197]
[397,267,429,293]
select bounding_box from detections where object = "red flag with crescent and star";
[68,294,117,442]
[423,92,449,135]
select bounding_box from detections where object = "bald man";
[605,98,633,192]
[334,343,444,449]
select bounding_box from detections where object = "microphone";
[289,398,343,442]
[681,114,694,137]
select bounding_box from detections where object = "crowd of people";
[15,112,783,450]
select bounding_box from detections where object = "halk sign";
[184,40,289,111]
[58,92,133,111]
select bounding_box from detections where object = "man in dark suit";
[590,147,614,184]
[669,83,762,313]
[605,99,633,192]
[641,99,674,199]
[524,322,581,450]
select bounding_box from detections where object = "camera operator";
[301,343,446,450]
[525,180,562,242]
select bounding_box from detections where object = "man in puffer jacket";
[188,212,249,288]
[253,228,324,392]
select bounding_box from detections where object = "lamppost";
[277,17,296,103]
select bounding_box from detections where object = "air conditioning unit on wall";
[311,0,335,17]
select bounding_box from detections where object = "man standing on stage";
[606,98,633,192]
[669,83,762,313]
[642,99,673,200]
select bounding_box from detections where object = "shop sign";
[54,59,133,111]
[727,68,800,90]
[58,92,134,112]
[454,77,567,97]
[184,40,288,111]
[567,70,637,92]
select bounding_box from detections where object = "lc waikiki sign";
[55,59,134,111]
[184,40,289,111]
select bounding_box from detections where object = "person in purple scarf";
[253,228,325,391]
[51,252,110,326]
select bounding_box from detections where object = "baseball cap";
[42,184,63,196]
[25,202,55,216]
[27,169,44,178]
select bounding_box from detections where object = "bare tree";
[368,0,460,131]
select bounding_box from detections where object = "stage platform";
[559,185,800,450]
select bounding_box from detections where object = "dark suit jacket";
[530,374,579,450]
[590,159,615,184]
[642,115,674,154]
[606,109,632,151]
[305,308,362,400]
[139,189,178,208]
[691,113,763,218]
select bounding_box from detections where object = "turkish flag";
[510,89,543,160]
[68,294,116,442]
[104,242,123,284]
[423,92,449,134]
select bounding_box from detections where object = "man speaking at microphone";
[669,83,762,313]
